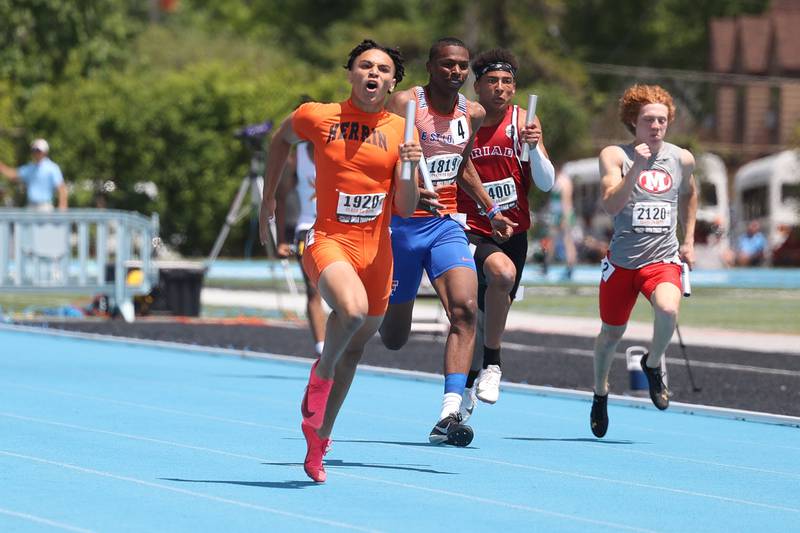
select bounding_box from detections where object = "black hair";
[428,37,468,62]
[471,48,519,79]
[344,39,405,84]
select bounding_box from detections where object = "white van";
[733,149,800,255]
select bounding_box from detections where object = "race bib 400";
[481,177,518,211]
[336,192,386,223]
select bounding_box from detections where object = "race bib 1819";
[426,153,462,187]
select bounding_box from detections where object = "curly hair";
[428,37,468,62]
[344,39,405,85]
[619,84,676,135]
[471,48,519,79]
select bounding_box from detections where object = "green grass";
[2,285,798,335]
[513,286,800,335]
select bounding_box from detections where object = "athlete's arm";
[274,151,298,257]
[456,101,517,239]
[387,89,445,214]
[518,112,555,192]
[599,144,646,216]
[259,113,301,246]
[678,149,698,268]
[393,139,422,217]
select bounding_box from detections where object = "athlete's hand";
[490,212,517,242]
[399,141,422,165]
[259,196,276,246]
[679,242,695,269]
[520,122,542,146]
[418,188,444,216]
[277,243,293,258]
[633,143,652,167]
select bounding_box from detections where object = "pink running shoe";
[302,422,331,483]
[300,359,334,430]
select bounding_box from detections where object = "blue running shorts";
[389,215,476,303]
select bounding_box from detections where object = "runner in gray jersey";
[610,141,685,268]
[590,85,697,438]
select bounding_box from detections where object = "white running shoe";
[459,387,477,423]
[476,365,502,404]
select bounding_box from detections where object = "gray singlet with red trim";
[609,142,687,269]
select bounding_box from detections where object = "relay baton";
[520,94,538,162]
[681,262,692,297]
[400,99,416,181]
[418,153,434,191]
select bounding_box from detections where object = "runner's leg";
[318,315,383,439]
[648,282,681,367]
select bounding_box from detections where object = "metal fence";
[0,209,158,321]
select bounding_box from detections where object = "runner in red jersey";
[259,40,421,483]
[456,49,554,416]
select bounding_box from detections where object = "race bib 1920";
[336,191,386,223]
[632,201,671,234]
[426,153,463,187]
[481,177,518,211]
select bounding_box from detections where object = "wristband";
[486,205,501,220]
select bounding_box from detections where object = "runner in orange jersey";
[259,40,421,483]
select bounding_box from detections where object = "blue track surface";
[2,327,799,532]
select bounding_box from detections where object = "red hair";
[619,84,676,135]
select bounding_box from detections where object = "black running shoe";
[590,393,608,438]
[429,413,474,447]
[641,352,669,410]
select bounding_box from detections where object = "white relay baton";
[418,153,434,191]
[681,262,692,297]
[400,99,416,181]
[520,94,538,162]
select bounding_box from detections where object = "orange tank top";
[292,100,407,240]
[411,86,471,217]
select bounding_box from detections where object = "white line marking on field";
[0,507,95,533]
[0,450,379,532]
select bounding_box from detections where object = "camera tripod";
[207,145,298,296]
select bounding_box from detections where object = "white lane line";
[382,444,800,514]
[424,335,800,378]
[0,450,378,532]
[0,420,653,532]
[6,377,800,474]
[5,383,297,433]
[4,323,800,429]
[0,508,95,533]
[333,471,658,533]
[0,413,277,462]
[5,409,799,518]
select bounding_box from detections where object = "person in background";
[734,220,767,266]
[0,138,67,211]
[275,136,327,358]
[548,170,578,280]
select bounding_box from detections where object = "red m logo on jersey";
[637,169,673,193]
